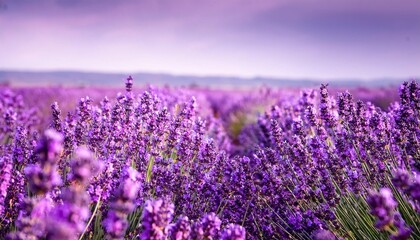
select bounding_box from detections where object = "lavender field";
[0,77,419,240]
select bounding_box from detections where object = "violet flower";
[103,167,141,240]
[140,198,174,240]
[220,224,246,240]
[169,216,191,240]
[367,188,397,229]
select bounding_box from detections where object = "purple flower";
[200,212,222,239]
[45,221,78,240]
[50,102,62,132]
[312,229,337,240]
[169,216,191,240]
[319,84,336,129]
[390,213,412,240]
[367,188,397,229]
[392,169,411,189]
[24,164,62,195]
[25,129,63,195]
[36,129,64,165]
[67,146,102,186]
[0,155,12,216]
[140,198,174,240]
[48,190,91,230]
[102,211,129,240]
[44,147,99,239]
[126,76,134,92]
[392,169,420,213]
[103,167,141,240]
[6,196,55,239]
[407,175,420,201]
[220,224,246,240]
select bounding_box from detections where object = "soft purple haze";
[0,0,419,80]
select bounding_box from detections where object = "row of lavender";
[0,78,419,239]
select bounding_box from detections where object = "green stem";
[79,196,101,240]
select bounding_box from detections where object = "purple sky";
[0,0,419,79]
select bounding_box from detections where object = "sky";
[0,0,419,80]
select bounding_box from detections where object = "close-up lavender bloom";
[392,169,420,213]
[140,198,175,240]
[0,156,12,216]
[407,175,420,213]
[45,147,100,239]
[169,216,191,240]
[25,129,63,195]
[220,224,246,240]
[103,167,141,240]
[201,212,222,239]
[35,129,64,164]
[392,169,411,190]
[367,188,397,229]
[390,213,412,240]
[103,210,130,240]
[67,146,102,186]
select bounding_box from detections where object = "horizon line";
[0,68,417,83]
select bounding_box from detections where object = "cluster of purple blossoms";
[367,188,412,240]
[6,129,64,240]
[139,198,244,240]
[45,146,101,239]
[392,169,420,213]
[103,167,141,240]
[367,188,398,229]
[190,212,222,240]
[140,198,175,240]
[6,144,91,240]
[169,216,191,240]
[25,129,63,195]
[220,224,246,240]
[0,155,12,216]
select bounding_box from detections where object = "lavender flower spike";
[0,156,12,216]
[140,199,174,240]
[220,224,246,240]
[169,216,191,240]
[103,167,141,240]
[367,188,397,229]
[25,129,63,195]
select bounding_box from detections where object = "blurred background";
[0,0,419,88]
